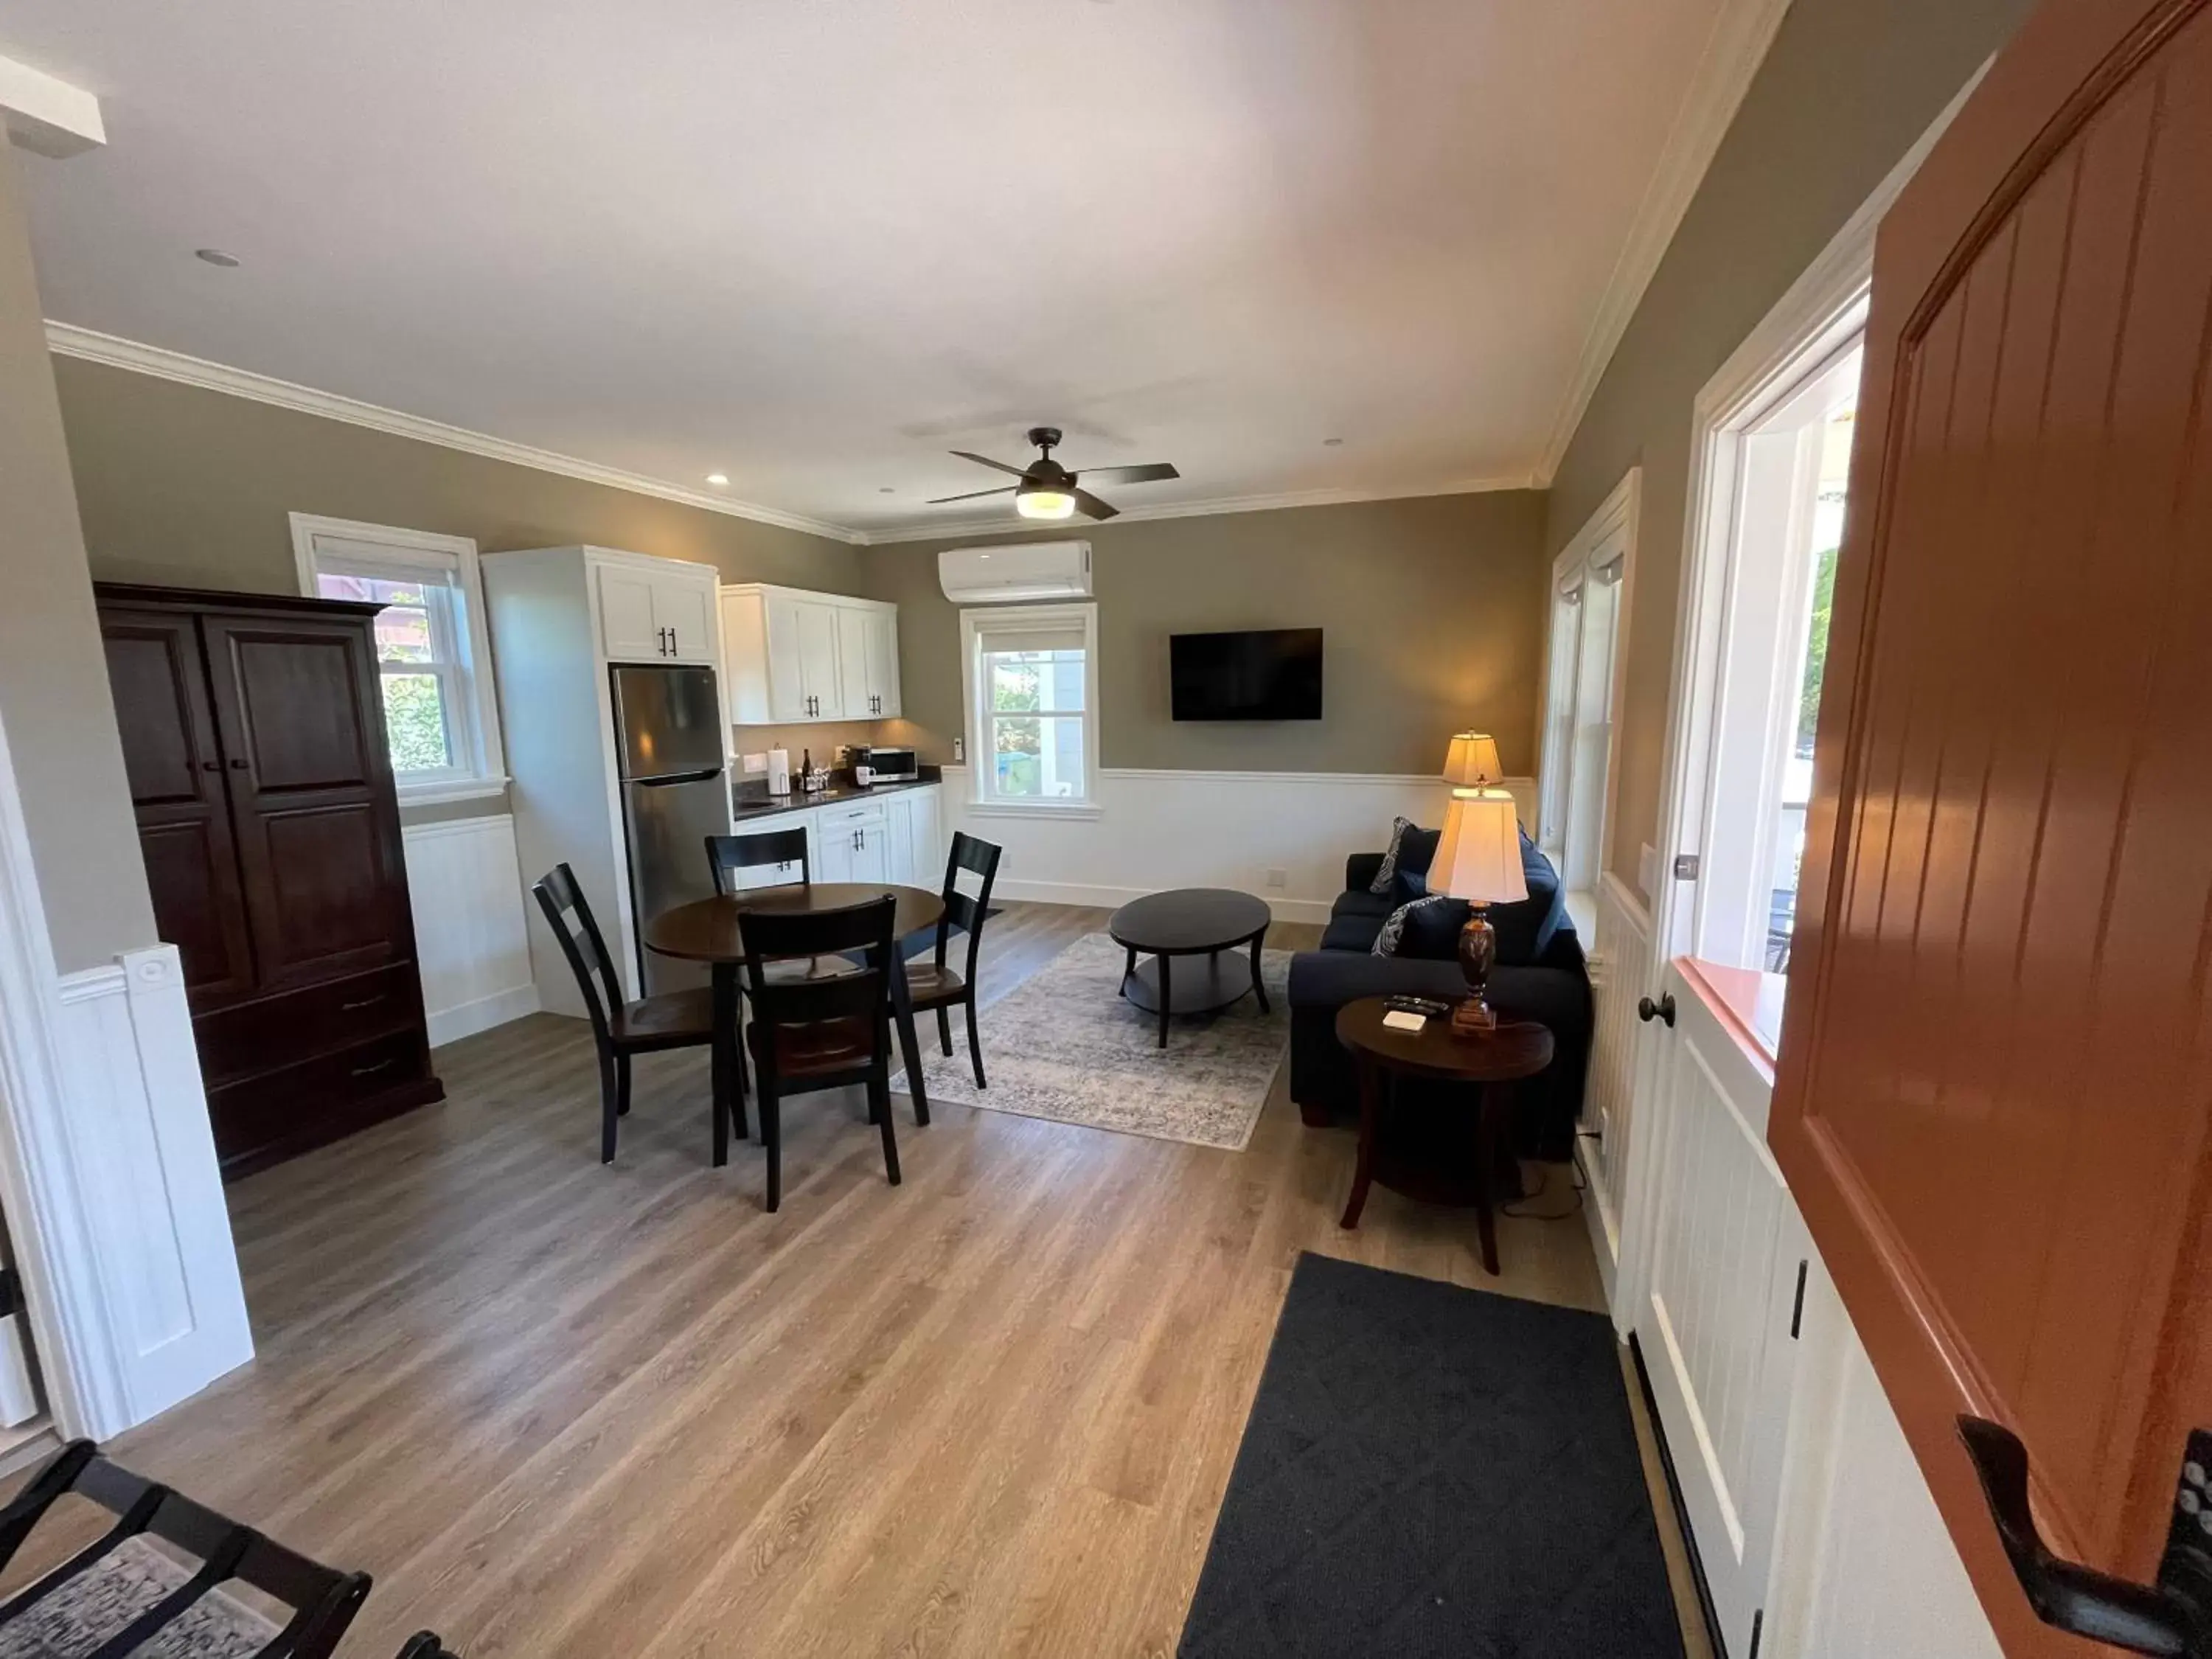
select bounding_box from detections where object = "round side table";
[1333,998,1554,1275]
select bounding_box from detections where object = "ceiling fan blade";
[927,485,1019,505]
[1071,488,1120,521]
[948,450,1030,477]
[1074,462,1179,487]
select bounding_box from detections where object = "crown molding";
[1531,0,1792,487]
[858,474,1541,546]
[43,323,869,545]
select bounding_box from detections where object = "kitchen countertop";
[731,770,941,821]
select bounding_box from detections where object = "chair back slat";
[706,829,810,896]
[740,897,897,1027]
[531,865,621,1037]
[936,832,1003,981]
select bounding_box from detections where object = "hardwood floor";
[33,904,1699,1656]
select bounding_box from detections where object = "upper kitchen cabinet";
[721,584,901,724]
[593,550,719,664]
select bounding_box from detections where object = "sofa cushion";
[1331,888,1396,924]
[1321,911,1386,953]
[1373,894,1470,960]
[1369,817,1441,896]
[1488,831,1568,966]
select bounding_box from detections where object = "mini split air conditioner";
[937,540,1092,605]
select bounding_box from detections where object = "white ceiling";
[6,0,1745,541]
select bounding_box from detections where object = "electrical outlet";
[1264,867,1287,891]
[953,736,965,762]
[741,752,768,774]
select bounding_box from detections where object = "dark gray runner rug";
[1179,1253,1686,1658]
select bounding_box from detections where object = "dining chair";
[905,832,1003,1088]
[395,1636,462,1658]
[737,894,903,1213]
[706,827,810,894]
[532,863,723,1164]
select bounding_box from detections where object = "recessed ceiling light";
[1323,437,1343,447]
[879,487,895,494]
[705,473,728,487]
[195,248,241,268]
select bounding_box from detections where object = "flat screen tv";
[1169,628,1324,721]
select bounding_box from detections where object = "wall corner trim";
[1532,0,1794,486]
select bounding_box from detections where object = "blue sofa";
[1286,835,1592,1160]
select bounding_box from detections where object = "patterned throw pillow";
[1371,898,1460,960]
[1370,817,1441,895]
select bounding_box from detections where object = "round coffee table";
[1107,888,1273,1048]
[1334,997,1554,1274]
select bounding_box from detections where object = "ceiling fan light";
[1016,487,1077,521]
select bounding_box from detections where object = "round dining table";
[643,883,947,1168]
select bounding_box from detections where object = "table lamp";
[1441,731,1503,788]
[1428,787,1526,1035]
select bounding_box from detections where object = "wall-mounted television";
[1169,628,1324,721]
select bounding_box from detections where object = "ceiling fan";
[927,427,1180,522]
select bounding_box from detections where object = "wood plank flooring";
[28,904,1700,1655]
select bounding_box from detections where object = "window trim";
[959,601,1102,818]
[1534,467,1638,903]
[289,513,507,804]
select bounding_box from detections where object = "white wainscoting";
[51,947,253,1435]
[1578,871,1652,1301]
[1763,1259,2003,1659]
[402,814,539,1046]
[939,767,1537,924]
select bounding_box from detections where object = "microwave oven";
[854,745,918,785]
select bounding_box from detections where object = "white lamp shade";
[1429,788,1526,904]
[1441,731,1503,787]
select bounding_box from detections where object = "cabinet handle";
[229,758,248,771]
[201,760,220,773]
[351,1057,399,1078]
[341,995,388,1012]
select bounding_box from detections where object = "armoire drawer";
[204,1029,434,1174]
[194,962,422,1086]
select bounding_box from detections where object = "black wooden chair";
[705,827,810,894]
[395,1635,461,1658]
[905,832,1003,1088]
[738,894,904,1213]
[532,863,718,1164]
[0,1439,369,1657]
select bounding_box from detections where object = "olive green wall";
[858,490,1549,778]
[0,147,159,973]
[52,357,863,599]
[1544,0,2036,905]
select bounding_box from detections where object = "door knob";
[1637,992,1676,1027]
[1957,1416,2212,1656]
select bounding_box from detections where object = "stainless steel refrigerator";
[611,664,728,996]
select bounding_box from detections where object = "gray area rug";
[892,931,1291,1150]
[0,1535,277,1658]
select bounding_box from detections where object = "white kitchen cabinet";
[595,553,719,664]
[883,785,942,887]
[720,584,902,725]
[814,799,889,885]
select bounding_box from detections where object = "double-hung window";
[961,602,1099,815]
[1537,472,1635,927]
[290,514,507,803]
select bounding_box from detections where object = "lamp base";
[1452,905,1498,1037]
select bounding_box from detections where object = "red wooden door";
[1769,0,2212,1650]
[201,612,414,995]
[98,605,257,1007]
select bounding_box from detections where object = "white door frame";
[1610,73,1982,1329]
[0,702,133,1439]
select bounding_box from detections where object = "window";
[960,602,1099,815]
[1537,471,1635,925]
[289,515,506,802]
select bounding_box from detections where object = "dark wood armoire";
[95,582,443,1178]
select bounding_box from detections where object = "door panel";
[99,610,256,1006]
[652,573,715,663]
[837,605,872,719]
[796,599,842,717]
[762,594,810,722]
[1638,960,1804,1658]
[204,616,411,992]
[872,607,902,717]
[1768,0,2212,1644]
[596,563,662,661]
